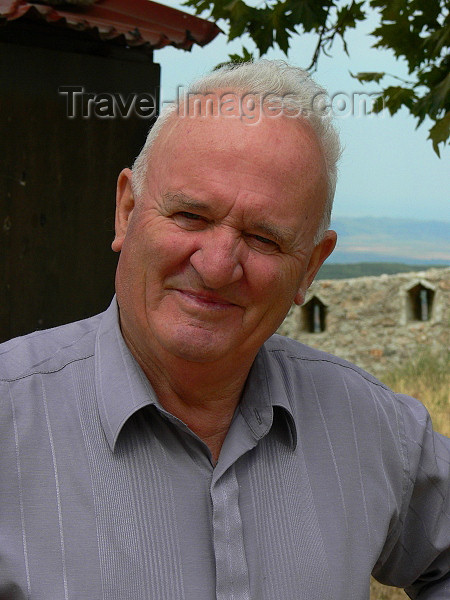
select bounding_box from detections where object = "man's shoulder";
[264,333,390,392]
[0,312,103,382]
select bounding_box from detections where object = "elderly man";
[0,61,449,599]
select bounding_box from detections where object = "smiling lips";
[174,289,238,310]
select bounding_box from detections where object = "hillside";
[316,262,448,280]
[328,217,450,265]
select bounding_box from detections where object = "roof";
[0,0,222,50]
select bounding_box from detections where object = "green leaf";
[335,1,366,31]
[422,26,450,61]
[408,0,441,30]
[289,0,330,33]
[227,1,255,41]
[369,0,409,24]
[428,112,450,157]
[352,71,386,83]
[423,71,450,114]
[214,46,255,69]
[183,0,211,15]
[380,86,418,115]
[372,95,386,114]
[372,20,422,71]
[275,28,291,55]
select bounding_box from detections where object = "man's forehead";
[154,104,323,165]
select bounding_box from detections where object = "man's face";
[112,111,335,366]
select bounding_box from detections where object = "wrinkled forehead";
[149,95,327,180]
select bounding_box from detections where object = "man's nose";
[189,228,244,289]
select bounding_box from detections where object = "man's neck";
[124,336,255,463]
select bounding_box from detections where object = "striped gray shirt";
[1,299,449,599]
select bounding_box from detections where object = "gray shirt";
[1,299,449,600]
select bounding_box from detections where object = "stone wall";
[277,268,450,377]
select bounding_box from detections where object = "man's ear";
[111,168,134,253]
[294,230,337,306]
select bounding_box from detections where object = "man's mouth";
[174,289,238,310]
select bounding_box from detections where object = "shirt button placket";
[211,464,250,600]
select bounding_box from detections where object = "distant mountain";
[328,217,450,264]
[316,263,448,280]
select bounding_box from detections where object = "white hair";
[132,60,341,243]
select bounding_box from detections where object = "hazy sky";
[153,1,449,222]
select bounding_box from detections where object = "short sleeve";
[372,394,450,599]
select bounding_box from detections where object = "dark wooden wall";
[0,28,159,341]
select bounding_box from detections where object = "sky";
[152,1,449,223]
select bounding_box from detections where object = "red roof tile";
[0,0,222,49]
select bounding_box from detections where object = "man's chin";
[160,328,240,364]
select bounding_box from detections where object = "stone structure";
[278,268,449,377]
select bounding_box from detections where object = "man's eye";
[254,235,274,245]
[173,212,207,229]
[246,233,280,252]
[179,212,202,220]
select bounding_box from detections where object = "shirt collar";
[239,343,297,450]
[95,298,297,452]
[95,298,158,451]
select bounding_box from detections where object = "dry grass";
[380,350,450,437]
[370,579,408,600]
[370,350,449,599]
